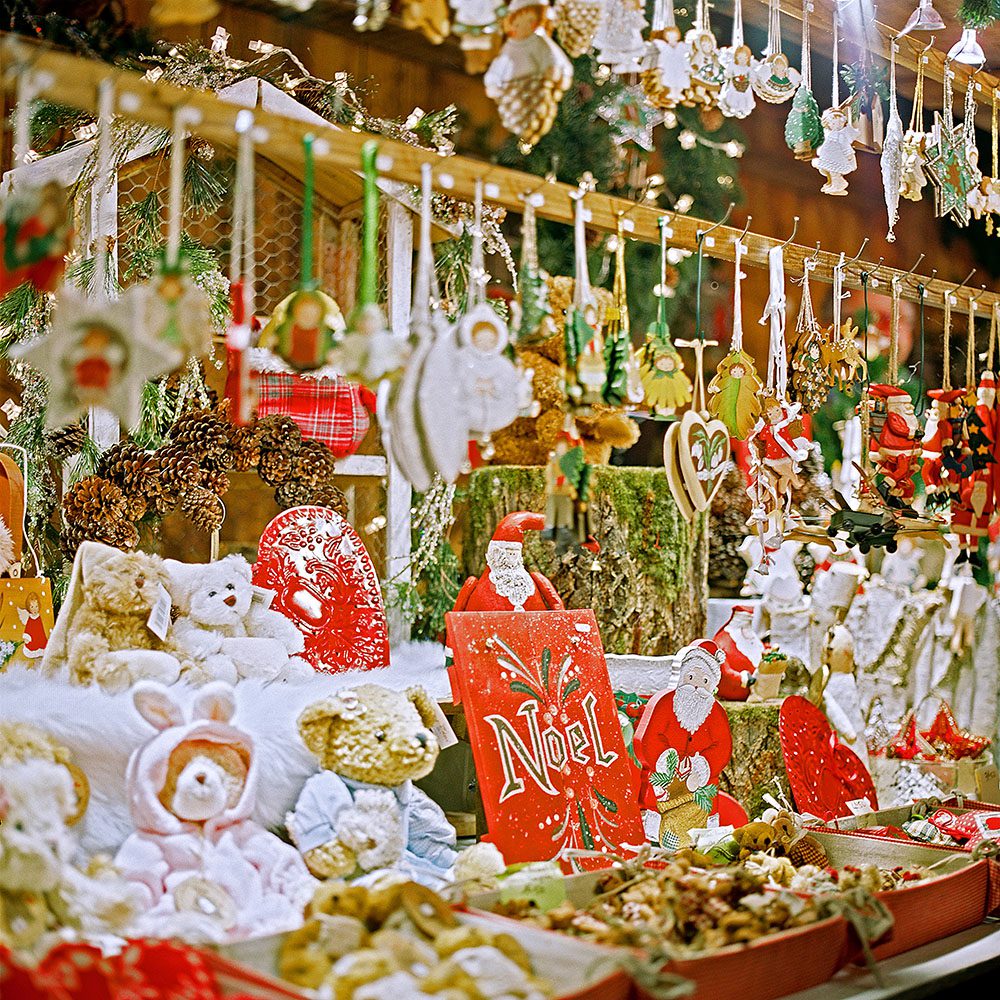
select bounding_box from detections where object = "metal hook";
[900,253,925,283]
[862,257,885,285]
[951,268,977,303]
[734,214,752,247]
[696,201,734,241]
[779,216,800,249]
[846,238,870,266]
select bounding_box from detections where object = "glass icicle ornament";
[641,0,692,110]
[881,41,904,240]
[593,0,647,74]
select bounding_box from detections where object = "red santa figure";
[921,388,965,499]
[633,639,734,848]
[452,511,565,613]
[952,372,998,565]
[712,605,764,701]
[868,384,921,504]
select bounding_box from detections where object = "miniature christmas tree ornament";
[784,0,823,159]
[684,0,724,106]
[553,0,605,58]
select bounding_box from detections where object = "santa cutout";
[633,640,734,849]
[453,511,564,613]
[712,605,764,701]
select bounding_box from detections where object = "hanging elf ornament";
[881,40,904,241]
[640,217,692,416]
[641,0,692,110]
[260,135,346,370]
[788,256,829,411]
[602,215,643,408]
[718,0,757,120]
[899,46,930,203]
[707,234,763,439]
[329,142,408,387]
[483,0,573,153]
[593,0,647,74]
[511,194,554,345]
[811,15,859,197]
[785,0,823,160]
[0,69,73,297]
[553,0,605,59]
[924,66,979,226]
[683,0,724,107]
[458,179,525,456]
[751,0,799,104]
[14,81,180,429]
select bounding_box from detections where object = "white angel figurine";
[719,43,756,119]
[644,25,692,105]
[812,104,860,196]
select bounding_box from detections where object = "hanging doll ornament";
[641,0,692,111]
[751,0,799,104]
[640,217,692,416]
[553,0,605,59]
[260,135,346,370]
[0,70,73,297]
[382,164,468,491]
[449,0,503,75]
[788,259,829,412]
[329,141,408,387]
[899,48,929,203]
[593,0,647,75]
[784,0,823,161]
[923,66,979,226]
[684,0,725,107]
[14,81,181,429]
[458,180,525,455]
[708,235,763,439]
[483,0,573,153]
[881,41,904,241]
[142,106,211,361]
[718,0,757,120]
[819,258,867,391]
[511,195,553,345]
[811,16,859,197]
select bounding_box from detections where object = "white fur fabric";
[0,641,449,857]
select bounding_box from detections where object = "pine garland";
[959,0,1000,27]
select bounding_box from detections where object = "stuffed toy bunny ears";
[132,680,238,732]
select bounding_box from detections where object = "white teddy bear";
[165,554,312,684]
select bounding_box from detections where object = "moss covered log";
[463,465,708,654]
[719,701,792,818]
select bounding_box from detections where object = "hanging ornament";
[483,0,573,153]
[707,235,763,439]
[512,195,553,346]
[0,69,73,297]
[595,85,664,151]
[811,16,859,197]
[718,0,757,120]
[143,106,211,361]
[458,180,525,455]
[329,142,408,387]
[784,0,824,160]
[881,41,904,241]
[601,215,633,407]
[260,136,346,370]
[553,0,605,59]
[899,47,930,202]
[924,67,979,226]
[14,82,181,429]
[641,0,692,110]
[788,259,829,412]
[683,0,724,106]
[820,259,867,391]
[450,0,503,74]
[593,0,647,74]
[971,89,1000,230]
[401,0,451,44]
[543,414,593,553]
[844,19,886,154]
[640,217,692,416]
[751,0,799,104]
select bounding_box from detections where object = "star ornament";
[924,113,980,226]
[597,85,665,151]
[13,283,181,429]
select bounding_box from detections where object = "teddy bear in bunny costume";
[288,684,503,887]
[165,554,311,684]
[114,681,316,942]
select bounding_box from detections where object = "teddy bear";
[731,820,778,861]
[287,684,504,887]
[490,275,640,467]
[113,680,316,942]
[41,541,187,692]
[165,554,312,685]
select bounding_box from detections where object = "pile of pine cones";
[60,406,348,557]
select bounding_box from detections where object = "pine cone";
[181,486,225,532]
[200,445,235,473]
[200,468,231,497]
[60,517,137,557]
[257,414,302,454]
[153,493,178,517]
[62,476,126,525]
[45,421,87,459]
[291,440,338,485]
[169,408,231,461]
[274,479,313,509]
[156,444,202,497]
[259,449,294,486]
[98,443,162,498]
[230,425,262,472]
[123,495,148,521]
[309,482,348,518]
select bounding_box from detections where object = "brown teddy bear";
[732,820,778,861]
[491,275,640,466]
[42,542,188,692]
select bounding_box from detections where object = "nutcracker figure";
[867,384,921,505]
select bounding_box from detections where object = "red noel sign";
[447,609,644,871]
[253,506,389,673]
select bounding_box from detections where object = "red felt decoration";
[253,505,389,673]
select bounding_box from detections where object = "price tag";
[426,699,459,749]
[146,583,172,641]
[845,797,874,817]
[251,585,276,610]
[974,813,1000,840]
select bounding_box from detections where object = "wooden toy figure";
[952,373,997,566]
[867,384,922,505]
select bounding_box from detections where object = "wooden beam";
[1,35,996,317]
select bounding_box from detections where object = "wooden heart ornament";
[663,421,696,520]
[252,505,389,673]
[678,410,731,512]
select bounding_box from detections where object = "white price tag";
[707,813,720,829]
[251,585,276,610]
[845,797,874,817]
[146,583,172,641]
[427,699,459,750]
[974,812,1000,840]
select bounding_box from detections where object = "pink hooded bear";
[114,681,316,942]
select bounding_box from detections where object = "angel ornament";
[718,0,756,120]
[812,103,860,196]
[684,0,724,105]
[899,49,929,203]
[642,24,692,109]
[751,0,799,104]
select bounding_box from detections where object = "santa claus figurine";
[921,388,965,502]
[633,640,733,849]
[452,511,564,613]
[712,605,764,701]
[868,384,921,505]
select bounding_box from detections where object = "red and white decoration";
[713,605,764,701]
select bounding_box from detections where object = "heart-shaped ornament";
[678,410,731,512]
[663,421,696,520]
